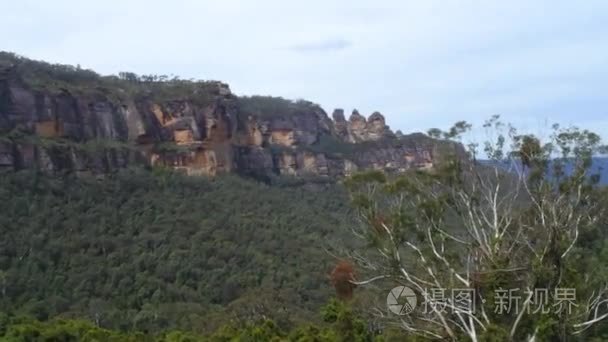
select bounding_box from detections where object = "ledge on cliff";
[237,96,324,120]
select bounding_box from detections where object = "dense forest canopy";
[0,168,358,333]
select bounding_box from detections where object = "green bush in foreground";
[0,300,396,341]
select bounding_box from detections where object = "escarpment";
[0,52,462,179]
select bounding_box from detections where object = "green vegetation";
[0,300,400,341]
[0,51,218,106]
[302,133,452,165]
[343,119,608,340]
[0,130,137,171]
[303,135,359,159]
[303,134,423,160]
[237,96,323,120]
[0,168,356,333]
[152,141,192,154]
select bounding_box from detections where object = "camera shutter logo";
[387,286,417,315]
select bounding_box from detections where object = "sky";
[2,0,608,139]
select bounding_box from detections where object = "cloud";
[1,0,608,141]
[288,38,352,52]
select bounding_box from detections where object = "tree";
[118,71,139,83]
[344,118,608,341]
[330,260,357,300]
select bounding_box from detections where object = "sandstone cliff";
[0,52,461,179]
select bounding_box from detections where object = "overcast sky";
[2,0,608,137]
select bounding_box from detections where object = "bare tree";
[342,117,608,341]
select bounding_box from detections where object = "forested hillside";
[0,168,357,333]
[3,51,608,341]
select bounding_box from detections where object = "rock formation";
[331,109,348,141]
[0,52,462,179]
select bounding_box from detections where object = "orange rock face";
[174,130,194,144]
[152,104,166,126]
[35,120,63,138]
[302,152,317,172]
[270,130,296,147]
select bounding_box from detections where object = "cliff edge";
[0,52,462,179]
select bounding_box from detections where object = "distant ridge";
[479,157,608,185]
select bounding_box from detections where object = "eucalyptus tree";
[343,117,608,341]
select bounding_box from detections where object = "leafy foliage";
[0,168,355,333]
[0,300,390,341]
[0,51,218,106]
[345,120,608,340]
[237,96,324,121]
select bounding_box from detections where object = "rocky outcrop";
[342,109,394,143]
[367,111,390,141]
[332,109,348,141]
[0,52,461,179]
